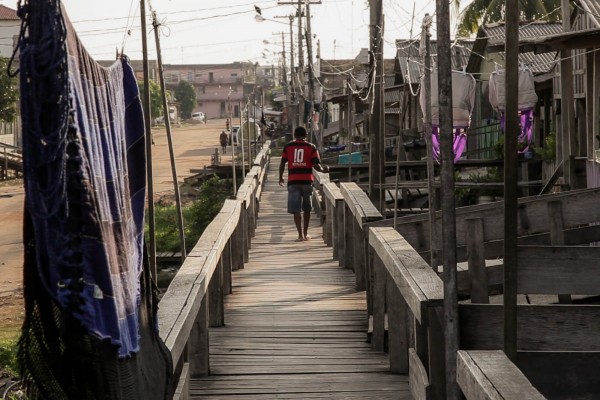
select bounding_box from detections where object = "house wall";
[164,64,253,119]
[0,21,19,58]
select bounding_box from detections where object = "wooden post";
[387,283,408,373]
[504,0,519,362]
[344,204,354,270]
[548,201,572,303]
[435,0,459,396]
[466,218,489,304]
[353,219,367,291]
[371,255,386,351]
[222,241,232,295]
[188,296,209,377]
[325,197,333,246]
[153,12,186,265]
[334,198,344,262]
[560,0,578,187]
[422,14,440,269]
[368,0,384,210]
[209,263,224,327]
[242,202,250,263]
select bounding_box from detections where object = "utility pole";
[504,0,519,363]
[436,0,459,398]
[305,0,316,142]
[560,0,577,187]
[288,15,297,133]
[422,14,439,269]
[228,88,237,195]
[368,0,384,211]
[347,76,353,182]
[140,0,157,280]
[153,12,186,264]
[239,101,245,174]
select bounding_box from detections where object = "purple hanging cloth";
[431,126,469,162]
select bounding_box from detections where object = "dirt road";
[0,118,233,338]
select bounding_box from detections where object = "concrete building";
[0,5,18,59]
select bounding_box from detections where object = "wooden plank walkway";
[191,168,411,399]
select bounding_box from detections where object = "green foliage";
[493,134,530,160]
[455,0,561,36]
[0,336,19,376]
[0,57,18,123]
[455,168,503,206]
[148,176,232,253]
[534,132,556,161]
[137,79,163,120]
[187,176,232,241]
[175,80,196,120]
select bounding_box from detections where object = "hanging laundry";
[489,67,538,153]
[420,69,476,162]
[17,1,172,398]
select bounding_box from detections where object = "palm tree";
[454,0,562,36]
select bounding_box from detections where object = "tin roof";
[395,39,474,86]
[0,5,18,20]
[575,0,600,28]
[467,21,562,75]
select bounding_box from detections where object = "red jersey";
[282,139,321,185]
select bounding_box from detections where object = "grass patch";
[148,176,232,253]
[0,334,19,377]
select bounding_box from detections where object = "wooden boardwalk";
[191,168,411,399]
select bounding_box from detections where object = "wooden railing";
[317,178,600,399]
[157,142,271,400]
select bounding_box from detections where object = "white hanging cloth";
[488,67,538,112]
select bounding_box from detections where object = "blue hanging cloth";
[17,1,172,398]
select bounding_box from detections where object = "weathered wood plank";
[173,363,190,400]
[369,187,600,252]
[517,245,600,294]
[409,348,431,400]
[189,166,408,399]
[369,227,443,323]
[459,303,600,350]
[457,350,544,400]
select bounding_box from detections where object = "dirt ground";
[0,118,233,339]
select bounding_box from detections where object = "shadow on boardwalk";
[191,169,411,399]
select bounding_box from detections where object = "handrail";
[157,142,271,398]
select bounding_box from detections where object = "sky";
[0,0,459,66]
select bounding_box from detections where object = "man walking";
[279,126,328,241]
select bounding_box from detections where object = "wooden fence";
[157,143,270,400]
[316,175,600,399]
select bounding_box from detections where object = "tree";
[455,0,561,36]
[0,57,19,123]
[137,79,163,120]
[175,80,196,120]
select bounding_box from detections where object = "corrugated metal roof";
[575,0,600,28]
[0,5,18,20]
[468,21,562,75]
[395,39,475,86]
[385,87,403,104]
[482,21,563,47]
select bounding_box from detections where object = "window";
[187,72,193,81]
[199,86,205,94]
[209,72,214,83]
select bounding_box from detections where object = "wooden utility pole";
[369,0,384,211]
[504,0,519,362]
[152,12,186,264]
[347,76,353,181]
[305,1,316,140]
[288,15,297,133]
[560,0,577,187]
[435,0,458,398]
[140,0,157,280]
[422,14,439,269]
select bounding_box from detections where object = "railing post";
[188,296,210,377]
[222,240,232,295]
[324,196,333,246]
[343,203,354,270]
[209,261,224,327]
[371,253,386,351]
[387,283,408,373]
[353,218,366,291]
[334,197,344,262]
[232,213,245,270]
